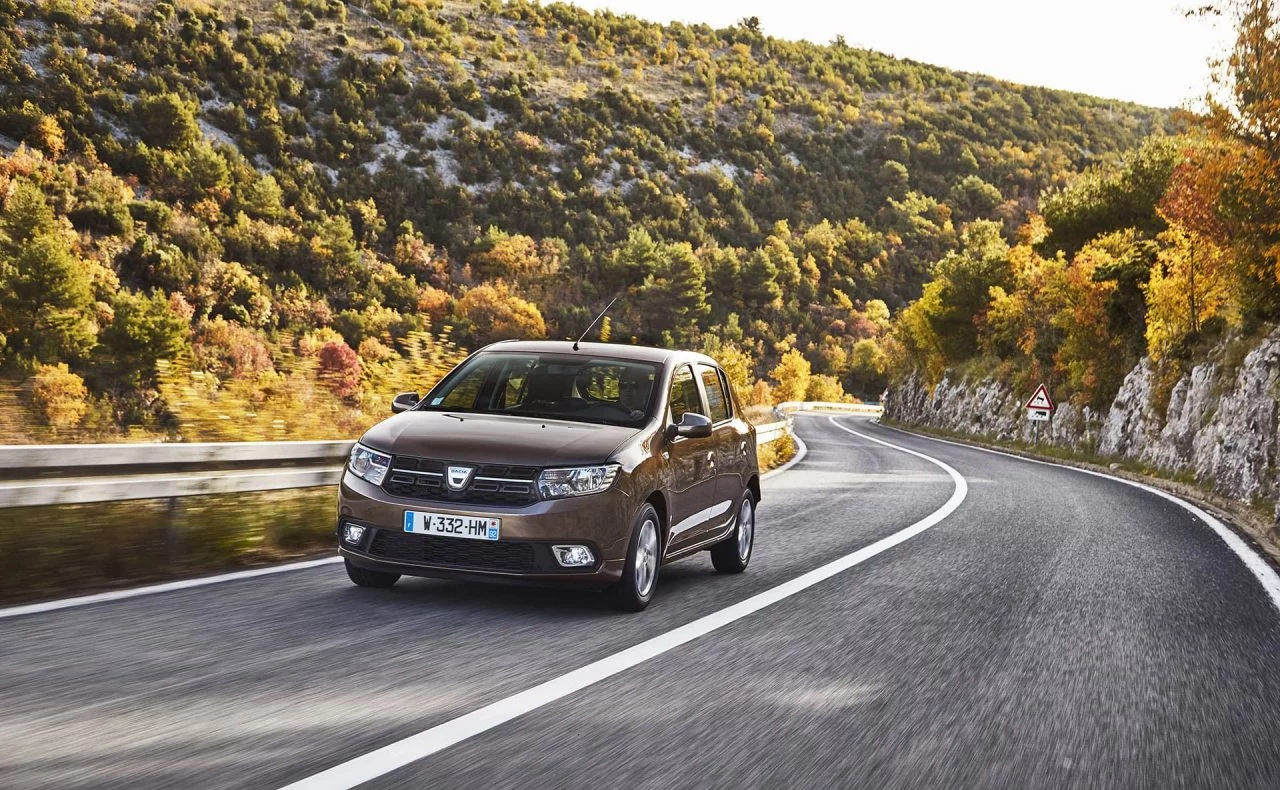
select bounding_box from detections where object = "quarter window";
[699,365,731,423]
[669,365,705,421]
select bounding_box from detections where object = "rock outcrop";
[885,330,1280,507]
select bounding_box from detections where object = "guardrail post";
[166,496,184,565]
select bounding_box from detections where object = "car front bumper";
[337,470,635,587]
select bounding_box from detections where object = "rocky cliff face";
[885,330,1280,508]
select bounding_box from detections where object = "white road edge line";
[277,419,968,790]
[762,432,808,480]
[877,420,1280,615]
[1,433,810,621]
[0,557,344,620]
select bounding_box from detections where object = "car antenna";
[573,296,618,351]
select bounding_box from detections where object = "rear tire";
[710,490,755,574]
[345,558,400,588]
[609,503,662,612]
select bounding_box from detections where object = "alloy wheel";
[737,497,754,561]
[635,518,659,596]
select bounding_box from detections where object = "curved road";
[3,415,1280,789]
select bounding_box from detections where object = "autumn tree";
[468,227,560,283]
[1154,141,1238,335]
[805,374,848,403]
[1208,0,1280,162]
[317,340,362,398]
[847,338,889,397]
[769,349,811,403]
[700,335,754,395]
[1204,0,1280,317]
[456,283,547,342]
[1144,224,1232,360]
[31,362,88,430]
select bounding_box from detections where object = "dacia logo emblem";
[446,465,475,491]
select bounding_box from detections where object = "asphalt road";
[3,415,1280,789]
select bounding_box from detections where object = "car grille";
[383,457,540,506]
[369,530,536,572]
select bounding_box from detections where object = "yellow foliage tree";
[1144,224,1232,360]
[456,282,547,341]
[887,280,946,384]
[748,379,774,407]
[31,362,87,430]
[1049,242,1125,405]
[769,349,811,403]
[805,374,848,403]
[700,336,754,396]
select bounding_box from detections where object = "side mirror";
[391,392,420,414]
[665,411,713,440]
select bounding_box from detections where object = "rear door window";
[698,364,731,423]
[669,365,705,422]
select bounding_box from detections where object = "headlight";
[537,464,620,499]
[348,443,391,486]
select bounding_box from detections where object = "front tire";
[609,503,662,612]
[345,558,400,588]
[710,490,755,574]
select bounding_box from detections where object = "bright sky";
[567,1,1234,108]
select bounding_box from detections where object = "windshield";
[419,352,662,428]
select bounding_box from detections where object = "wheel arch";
[643,490,670,552]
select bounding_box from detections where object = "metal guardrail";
[776,401,884,416]
[0,440,353,470]
[754,419,789,446]
[0,422,798,509]
[0,440,354,508]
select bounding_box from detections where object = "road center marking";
[278,416,968,790]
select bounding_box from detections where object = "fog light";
[552,545,595,567]
[343,524,366,544]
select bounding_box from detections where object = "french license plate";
[404,510,501,541]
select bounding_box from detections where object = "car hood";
[359,411,641,466]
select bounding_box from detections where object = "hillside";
[883,0,1280,490]
[0,0,1172,439]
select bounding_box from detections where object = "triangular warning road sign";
[1025,383,1054,411]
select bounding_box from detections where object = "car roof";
[479,340,716,367]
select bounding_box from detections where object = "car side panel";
[663,432,721,552]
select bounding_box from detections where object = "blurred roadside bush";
[0,488,335,604]
[757,432,796,473]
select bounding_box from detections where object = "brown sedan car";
[336,340,760,610]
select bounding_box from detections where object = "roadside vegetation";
[0,488,336,602]
[0,0,1165,442]
[756,431,795,472]
[886,1,1280,418]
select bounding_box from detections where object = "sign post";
[1024,383,1054,445]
